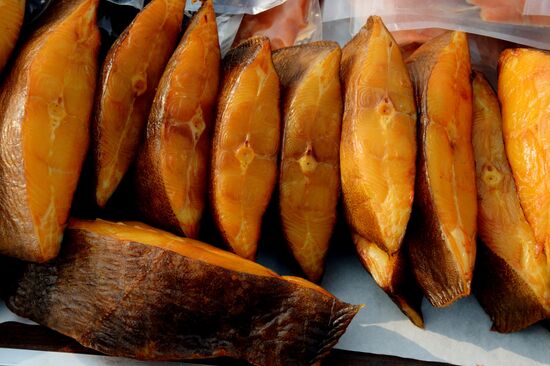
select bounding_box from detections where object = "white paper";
[2,240,550,366]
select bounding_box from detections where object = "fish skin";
[0,0,25,74]
[6,219,361,366]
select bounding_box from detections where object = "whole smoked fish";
[341,16,422,324]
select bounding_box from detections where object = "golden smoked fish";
[135,0,220,238]
[406,31,477,307]
[340,17,422,324]
[340,16,416,255]
[0,0,100,262]
[272,41,342,282]
[499,48,550,261]
[210,37,280,260]
[353,233,424,327]
[472,71,550,332]
[93,0,186,208]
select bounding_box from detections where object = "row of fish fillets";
[0,0,549,338]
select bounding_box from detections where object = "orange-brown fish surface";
[6,219,361,366]
[406,31,477,307]
[353,233,424,327]
[0,0,100,262]
[0,0,25,73]
[472,71,550,333]
[210,37,280,260]
[499,48,550,263]
[93,0,186,208]
[340,16,416,255]
[340,16,421,322]
[135,0,220,238]
[272,41,342,282]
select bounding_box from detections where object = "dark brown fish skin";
[6,222,360,366]
[353,234,424,328]
[474,243,547,333]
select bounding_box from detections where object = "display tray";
[1,223,549,366]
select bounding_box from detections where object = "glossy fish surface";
[0,0,100,262]
[273,41,342,282]
[340,16,417,255]
[499,48,550,263]
[210,37,280,260]
[93,0,186,208]
[406,31,477,307]
[473,71,550,332]
[135,0,220,238]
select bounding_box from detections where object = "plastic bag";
[217,13,245,56]
[106,0,145,8]
[25,0,53,22]
[524,0,550,15]
[322,0,550,50]
[106,0,287,13]
[232,0,322,50]
[185,0,287,14]
[469,0,550,23]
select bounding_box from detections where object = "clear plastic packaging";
[106,0,145,8]
[524,0,550,15]
[184,0,287,14]
[25,0,53,22]
[322,0,550,50]
[231,0,322,50]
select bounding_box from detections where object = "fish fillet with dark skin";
[340,16,422,325]
[0,0,100,262]
[472,70,550,332]
[405,31,477,307]
[135,0,220,238]
[6,219,361,366]
[93,0,186,208]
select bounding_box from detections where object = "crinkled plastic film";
[322,0,550,50]
[232,0,322,50]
